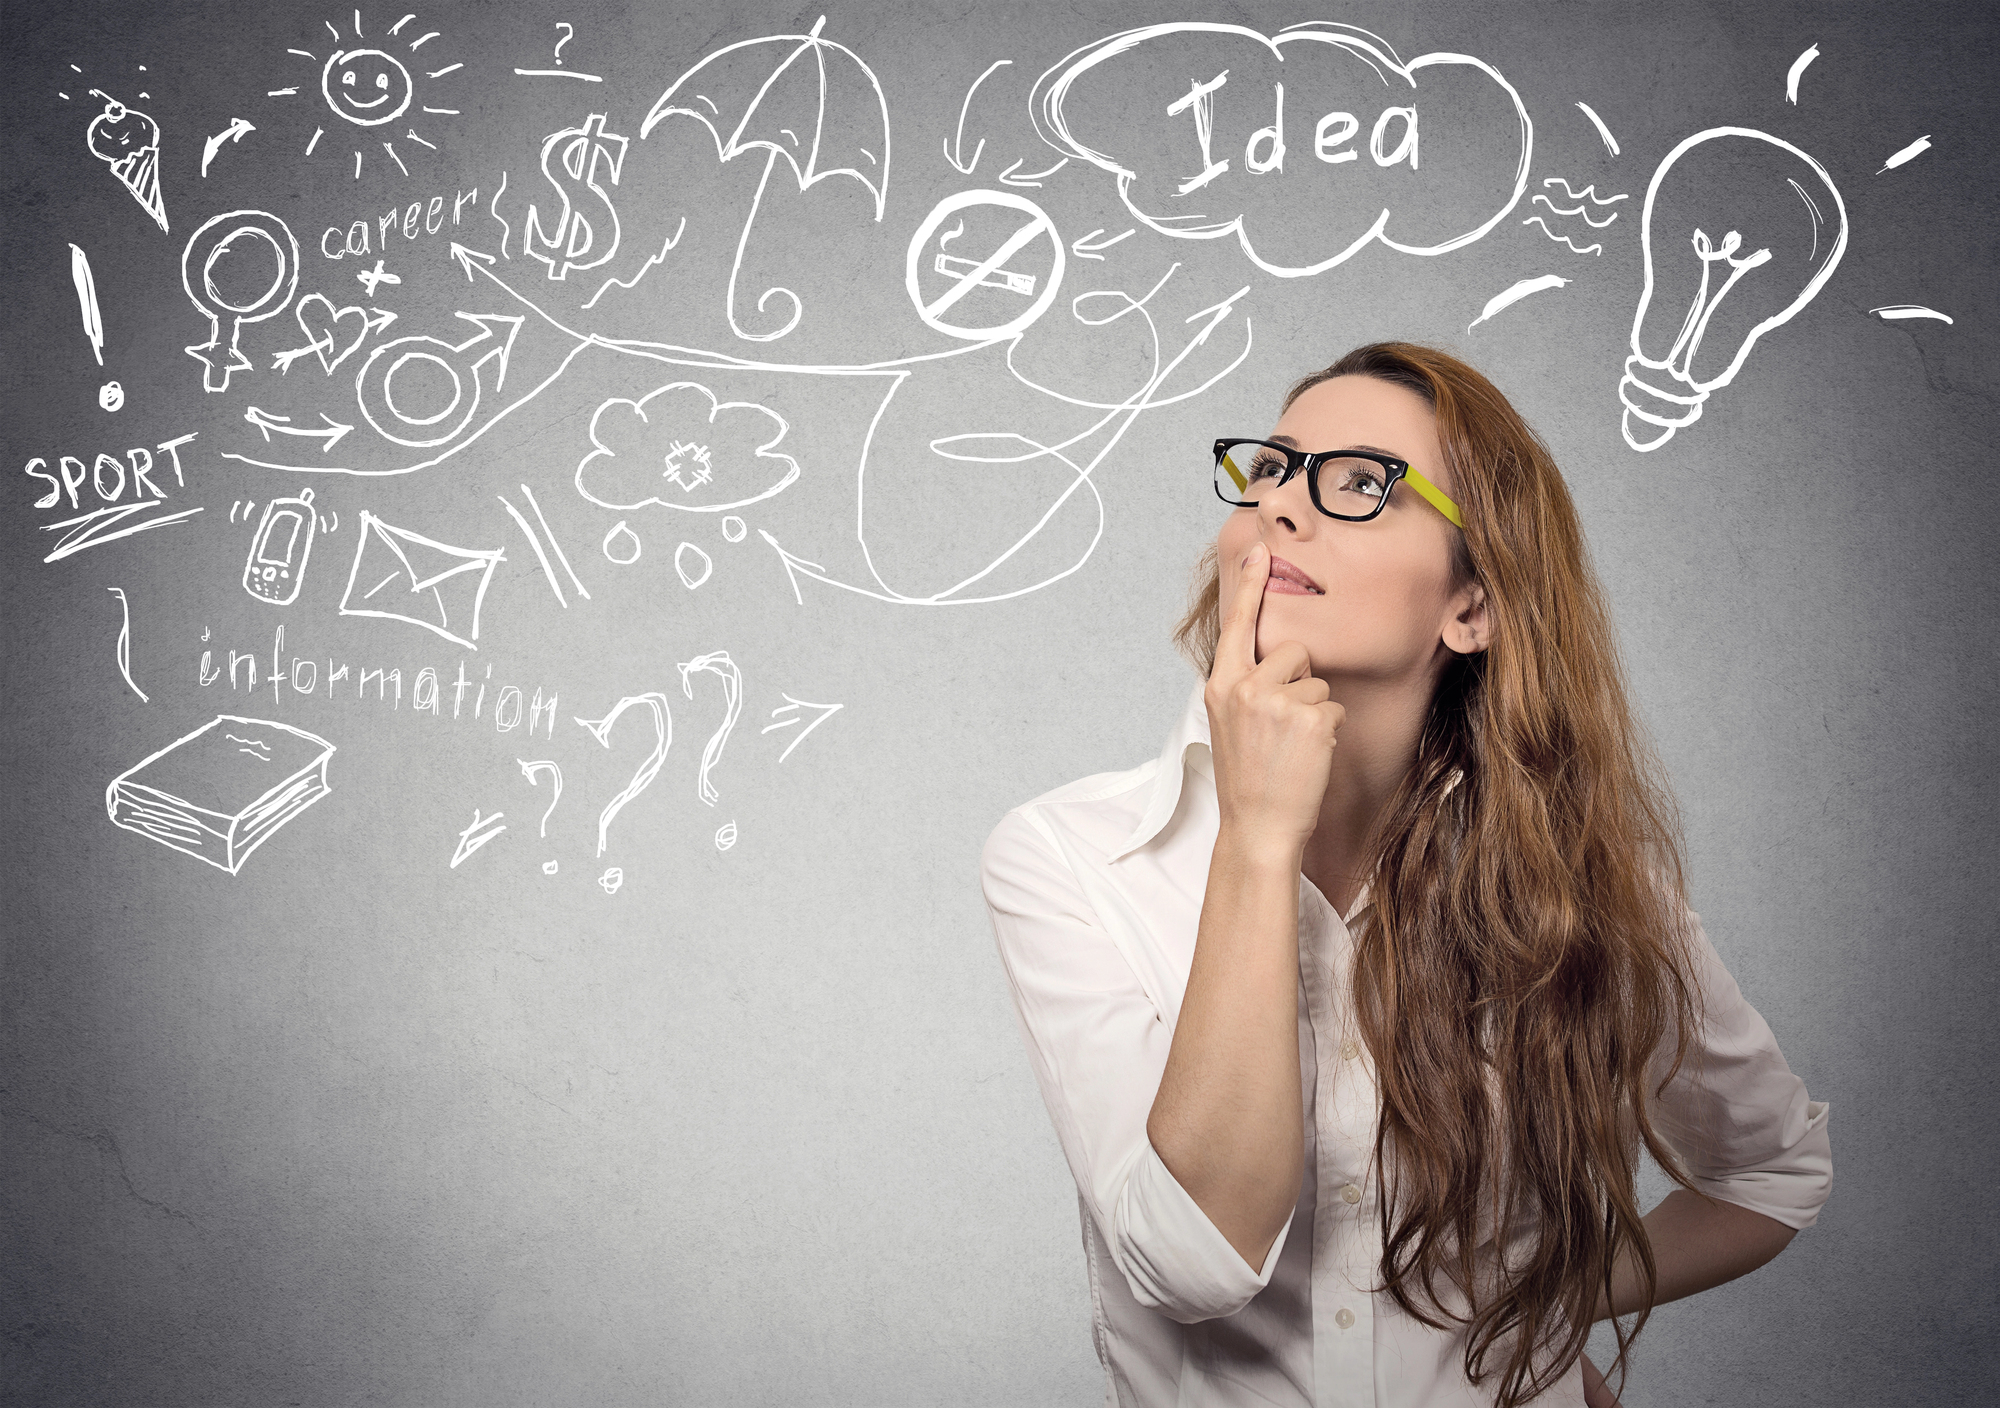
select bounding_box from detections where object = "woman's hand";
[1581,1353,1624,1408]
[1205,542,1345,856]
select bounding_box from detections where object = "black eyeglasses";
[1212,438,1466,528]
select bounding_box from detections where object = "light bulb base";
[1619,357,1706,452]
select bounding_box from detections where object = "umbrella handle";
[728,148,804,343]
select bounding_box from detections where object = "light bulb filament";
[1667,228,1773,381]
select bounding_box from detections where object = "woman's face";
[1215,374,1482,681]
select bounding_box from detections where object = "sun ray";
[353,150,362,178]
[407,128,436,149]
[307,126,323,154]
[289,48,316,59]
[325,20,340,41]
[382,140,408,175]
[422,105,457,114]
[390,14,414,34]
[353,10,363,37]
[409,32,440,49]
[427,63,461,78]
[268,87,299,96]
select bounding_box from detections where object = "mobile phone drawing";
[242,487,318,606]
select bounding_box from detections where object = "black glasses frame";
[1212,438,1414,523]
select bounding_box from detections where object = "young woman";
[981,343,1831,1408]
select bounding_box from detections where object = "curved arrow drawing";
[201,118,256,178]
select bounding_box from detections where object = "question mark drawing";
[517,758,563,873]
[677,650,742,807]
[572,693,672,858]
[553,22,574,66]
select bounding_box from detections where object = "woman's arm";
[1593,1190,1798,1322]
[1146,543,1344,1271]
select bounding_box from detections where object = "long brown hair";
[1174,343,1706,1406]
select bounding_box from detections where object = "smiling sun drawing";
[273,10,460,179]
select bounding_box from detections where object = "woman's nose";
[1261,471,1316,536]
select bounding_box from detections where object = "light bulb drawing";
[272,11,460,179]
[1619,127,1847,453]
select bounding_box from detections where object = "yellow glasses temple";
[1401,468,1466,530]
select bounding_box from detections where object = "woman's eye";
[1248,453,1287,480]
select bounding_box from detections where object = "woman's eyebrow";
[1272,433,1404,459]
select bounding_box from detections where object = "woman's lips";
[1264,554,1324,595]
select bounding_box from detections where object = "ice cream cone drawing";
[87,92,168,233]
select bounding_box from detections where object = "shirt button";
[1335,1307,1356,1329]
[1341,1183,1362,1204]
[1340,1039,1360,1060]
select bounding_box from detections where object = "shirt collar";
[1108,681,1212,863]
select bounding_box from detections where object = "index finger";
[1214,541,1269,678]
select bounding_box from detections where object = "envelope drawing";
[339,511,505,649]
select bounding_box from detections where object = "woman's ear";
[1443,581,1490,655]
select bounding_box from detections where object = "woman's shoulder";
[980,755,1167,878]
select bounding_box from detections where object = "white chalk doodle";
[1877,135,1931,174]
[99,383,125,413]
[245,407,356,451]
[70,244,105,365]
[182,210,301,393]
[642,14,891,342]
[1521,217,1600,256]
[715,822,738,851]
[1531,193,1619,228]
[576,381,801,514]
[1786,44,1819,104]
[677,651,741,806]
[1031,21,1533,278]
[1620,127,1848,452]
[107,587,149,702]
[450,808,507,867]
[516,20,602,81]
[581,217,685,311]
[277,12,458,178]
[338,510,503,648]
[943,59,1011,175]
[762,693,842,763]
[355,259,400,297]
[598,867,623,894]
[517,758,563,837]
[271,294,396,375]
[572,693,672,856]
[87,92,167,232]
[720,515,746,543]
[674,542,714,589]
[243,487,320,605]
[1467,274,1569,334]
[201,118,256,177]
[42,502,205,565]
[1870,304,1952,324]
[355,311,522,448]
[1575,101,1619,157]
[524,113,627,282]
[1071,227,1134,261]
[106,715,335,874]
[907,190,1066,341]
[602,520,641,564]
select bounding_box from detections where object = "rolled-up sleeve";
[1649,910,1833,1230]
[981,806,1292,1322]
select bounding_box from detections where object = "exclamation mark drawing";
[69,243,122,411]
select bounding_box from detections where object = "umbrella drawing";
[641,15,891,343]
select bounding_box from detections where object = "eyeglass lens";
[1215,443,1396,519]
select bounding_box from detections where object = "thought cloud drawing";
[1031,20,1532,278]
[576,382,801,513]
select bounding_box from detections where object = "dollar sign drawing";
[523,113,627,281]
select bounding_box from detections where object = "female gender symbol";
[181,209,300,393]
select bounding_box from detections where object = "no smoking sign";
[905,190,1066,341]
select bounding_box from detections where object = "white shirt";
[980,681,1832,1408]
